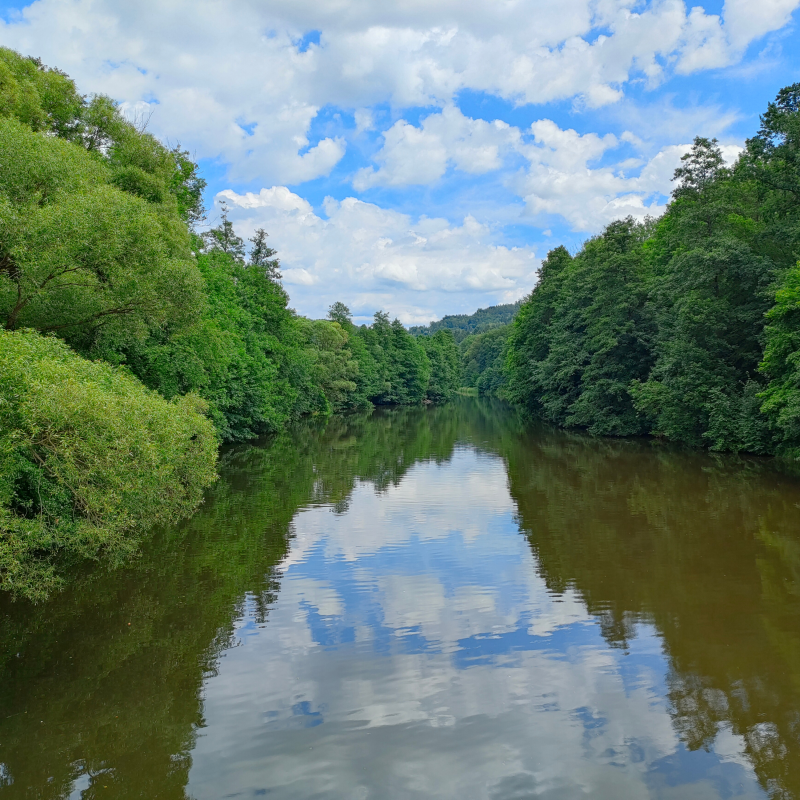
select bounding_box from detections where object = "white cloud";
[0,0,794,184]
[354,108,374,133]
[722,0,800,52]
[354,106,520,189]
[511,120,743,230]
[350,107,747,234]
[217,188,539,321]
[215,116,747,318]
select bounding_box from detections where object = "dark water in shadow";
[2,397,800,799]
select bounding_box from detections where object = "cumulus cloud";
[707,0,800,57]
[215,112,748,319]
[512,120,743,230]
[0,0,794,183]
[354,106,520,189]
[217,187,539,322]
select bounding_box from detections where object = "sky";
[1,0,799,324]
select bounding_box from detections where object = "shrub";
[0,329,218,599]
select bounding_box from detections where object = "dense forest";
[504,82,800,457]
[411,302,518,395]
[459,323,513,395]
[0,47,460,598]
[410,301,520,343]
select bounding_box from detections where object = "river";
[1,397,799,799]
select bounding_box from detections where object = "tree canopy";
[0,47,461,599]
[505,84,800,456]
[410,301,521,343]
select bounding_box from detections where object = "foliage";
[0,47,206,225]
[506,83,800,456]
[0,329,218,600]
[0,118,204,343]
[350,312,431,405]
[759,261,800,456]
[0,47,84,140]
[630,137,777,451]
[0,47,466,599]
[298,318,359,412]
[420,330,461,402]
[409,301,522,343]
[201,203,245,261]
[94,245,327,442]
[461,324,511,394]
[507,220,654,437]
[248,227,282,280]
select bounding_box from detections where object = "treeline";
[0,47,459,598]
[409,301,520,342]
[459,324,512,395]
[505,82,800,457]
[410,301,519,396]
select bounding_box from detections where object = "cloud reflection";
[187,450,762,799]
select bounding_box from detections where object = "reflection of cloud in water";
[187,450,762,800]
[291,576,345,618]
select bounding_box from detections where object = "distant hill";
[409,302,522,343]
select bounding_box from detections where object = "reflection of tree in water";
[501,425,800,799]
[0,403,463,799]
[4,398,800,799]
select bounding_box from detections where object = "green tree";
[0,48,84,140]
[759,261,800,456]
[202,203,245,262]
[741,81,800,266]
[169,145,207,226]
[461,324,511,394]
[410,301,521,342]
[504,87,800,456]
[299,318,360,411]
[507,221,654,437]
[106,246,320,442]
[249,228,281,278]
[328,301,353,328]
[0,117,204,345]
[0,329,218,600]
[631,138,776,451]
[362,313,430,404]
[505,245,573,415]
[0,47,207,225]
[420,329,460,402]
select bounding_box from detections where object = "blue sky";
[1,0,798,323]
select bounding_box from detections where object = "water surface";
[2,398,800,799]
